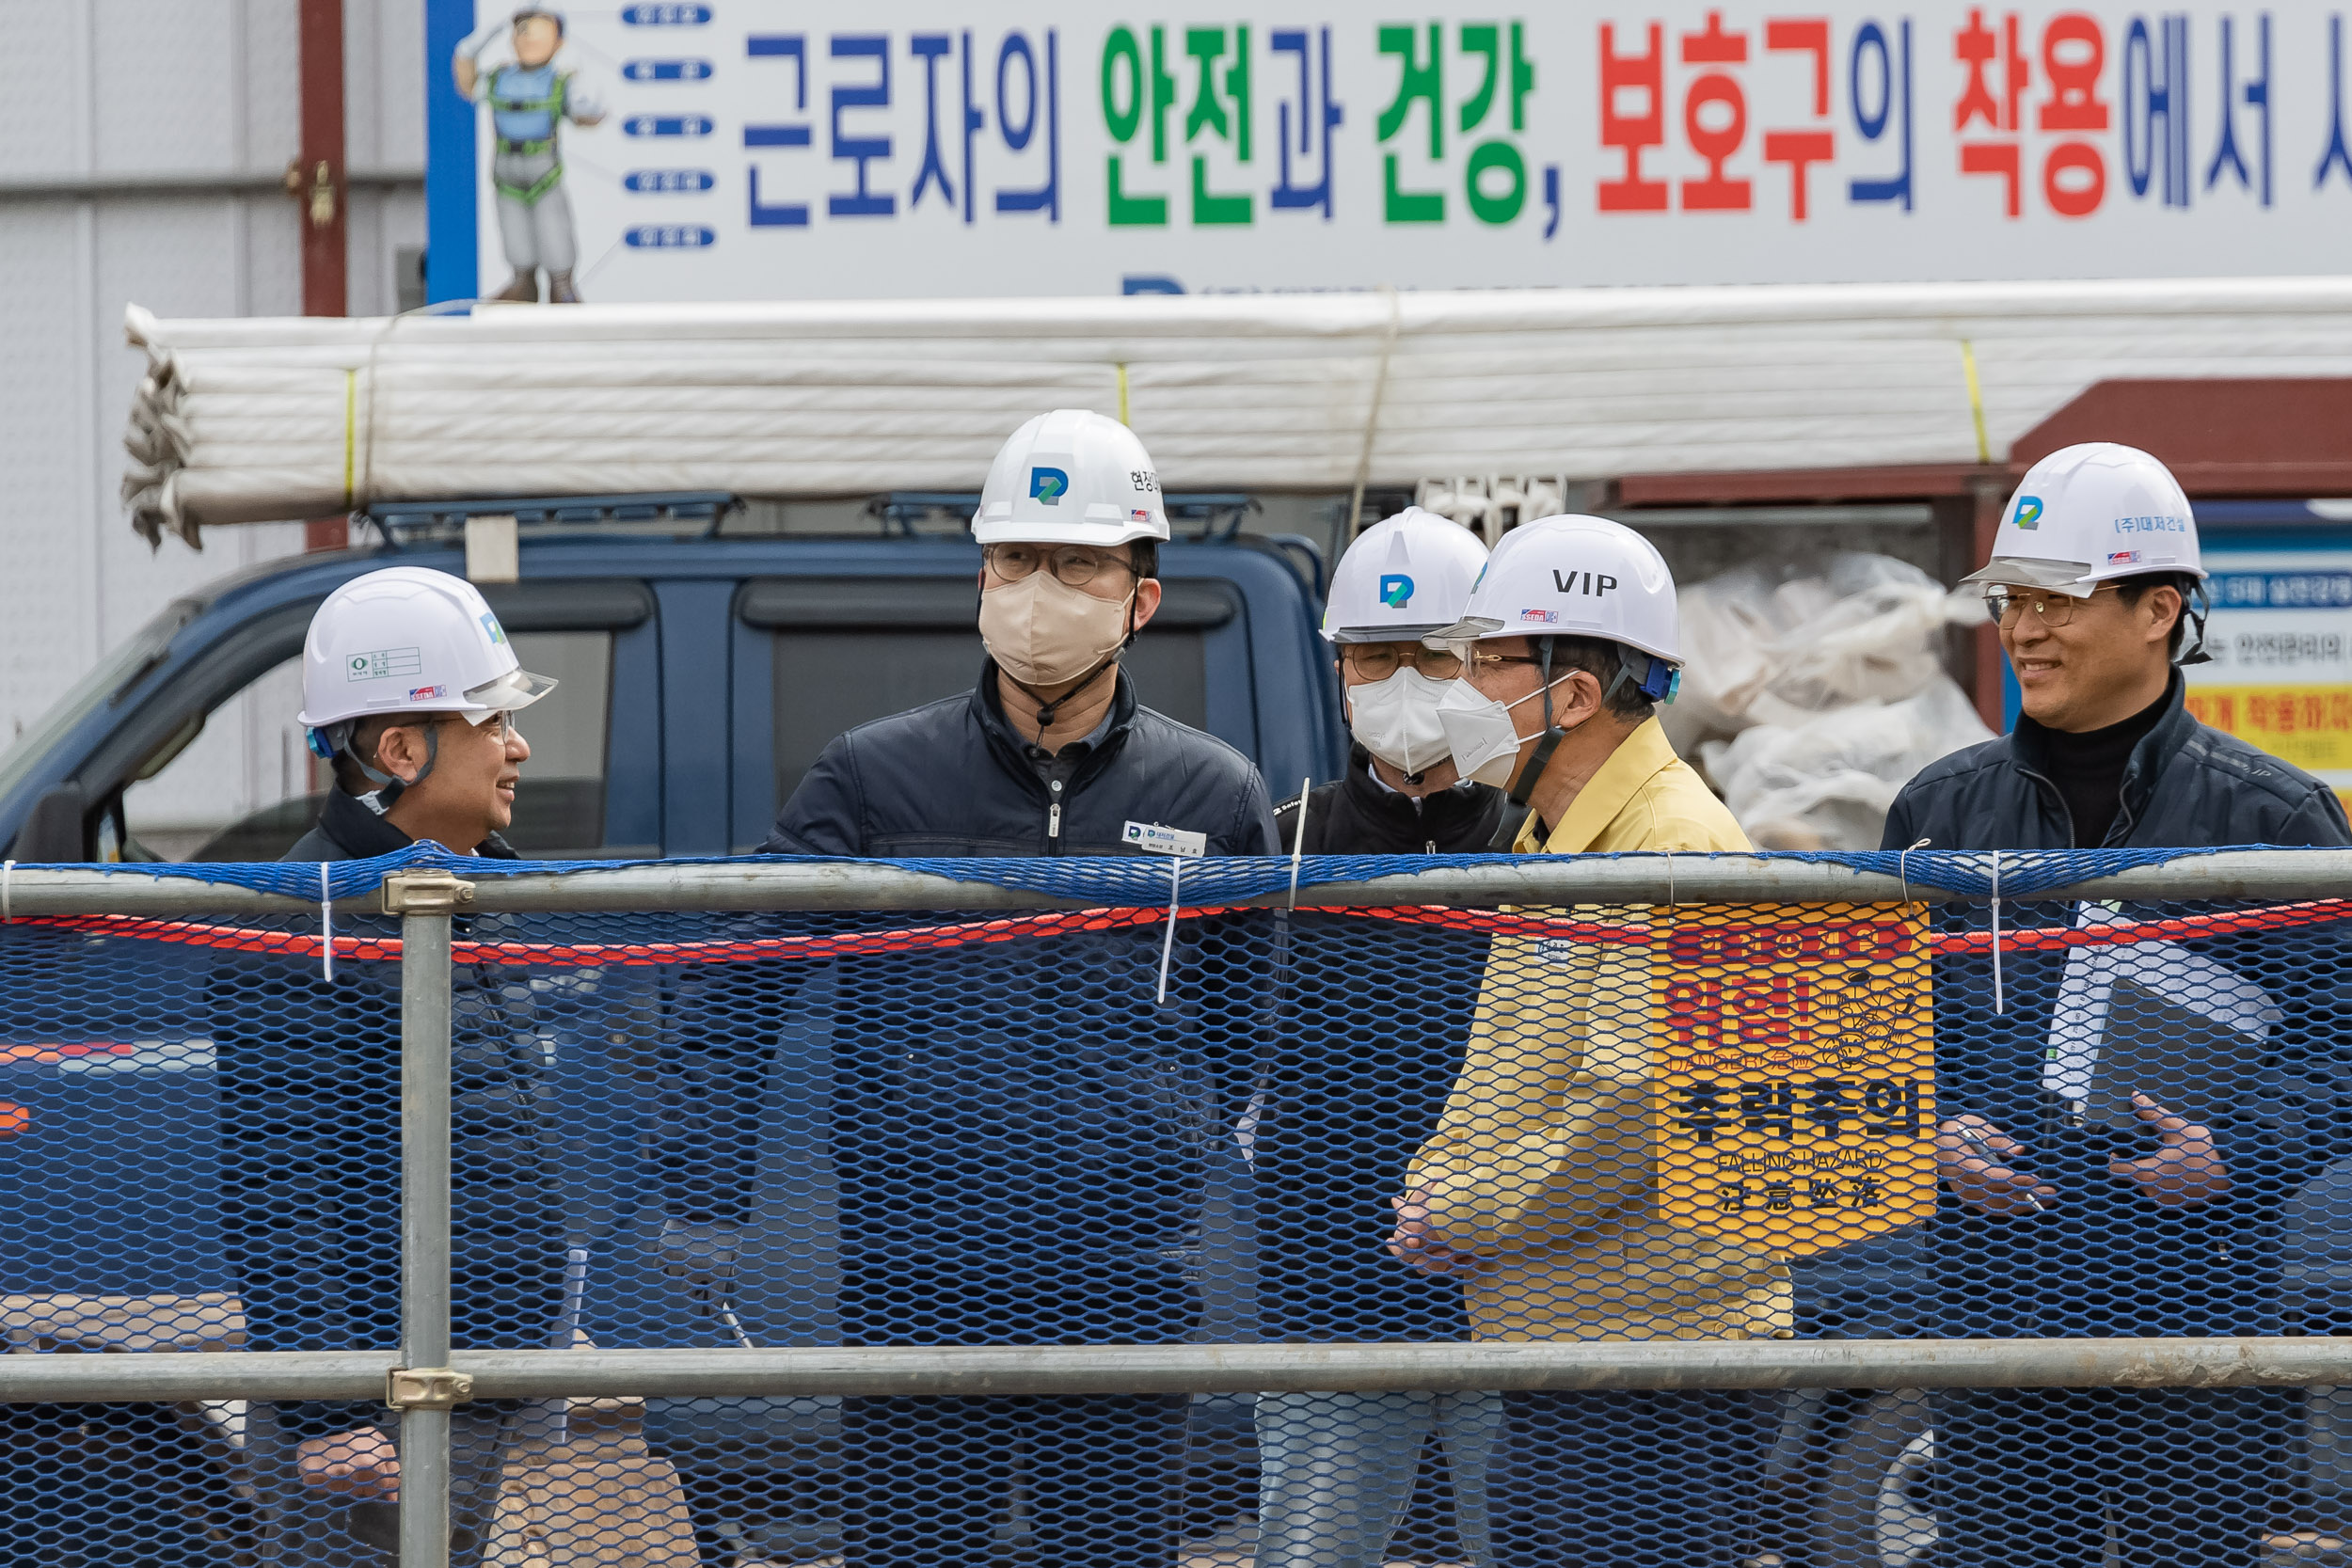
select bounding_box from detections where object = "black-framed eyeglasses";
[1983,583,2113,629]
[983,543,1138,589]
[1340,644,1465,680]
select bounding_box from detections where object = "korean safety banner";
[1658,904,1936,1257]
[427,1,2352,304]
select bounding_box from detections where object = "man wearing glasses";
[253,567,571,1561]
[1388,515,1777,1568]
[1256,508,1506,1568]
[1882,443,2350,1568]
[762,410,1277,1568]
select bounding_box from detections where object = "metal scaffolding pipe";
[4,848,2352,918]
[2,1339,2350,1402]
[393,875,461,1568]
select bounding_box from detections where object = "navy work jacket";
[1881,675,2352,1335]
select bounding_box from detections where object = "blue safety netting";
[0,850,2344,1566]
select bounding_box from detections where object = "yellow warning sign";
[1654,905,1936,1258]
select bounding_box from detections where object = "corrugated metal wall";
[0,0,421,830]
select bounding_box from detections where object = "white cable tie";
[1287,775,1311,911]
[1156,858,1183,1006]
[320,863,334,983]
[1989,849,2004,1016]
[1899,838,1930,910]
[3,860,14,924]
[1662,848,1675,907]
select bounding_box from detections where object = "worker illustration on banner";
[454,6,606,304]
[1657,905,1937,1255]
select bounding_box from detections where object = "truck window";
[119,629,616,862]
[768,630,1208,809]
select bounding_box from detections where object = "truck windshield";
[0,602,197,807]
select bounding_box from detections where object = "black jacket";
[1258,747,1498,1342]
[764,660,1279,857]
[1878,674,2352,1335]
[1881,673,2351,852]
[230,786,556,1356]
[1273,746,1509,856]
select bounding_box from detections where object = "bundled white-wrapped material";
[1701,679,1996,850]
[120,274,2352,546]
[1677,552,1994,848]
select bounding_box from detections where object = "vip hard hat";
[1323,506,1490,643]
[1962,442,2205,594]
[1437,514,1681,665]
[297,566,556,733]
[972,409,1168,548]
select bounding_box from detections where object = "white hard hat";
[1438,514,1680,664]
[1962,442,2205,594]
[972,409,1168,547]
[1323,507,1489,643]
[297,566,556,732]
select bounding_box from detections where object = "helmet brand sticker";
[480,612,508,645]
[1129,509,1152,523]
[408,685,447,702]
[1379,573,1414,608]
[1028,467,1070,504]
[2012,496,2043,530]
[2107,549,2140,565]
[1519,608,1560,624]
[347,647,424,682]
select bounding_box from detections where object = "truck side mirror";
[8,784,87,862]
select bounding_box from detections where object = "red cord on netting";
[13,897,2348,968]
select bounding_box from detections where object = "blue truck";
[0,495,1344,863]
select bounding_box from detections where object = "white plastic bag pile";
[1665,553,1994,850]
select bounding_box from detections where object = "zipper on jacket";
[1047,779,1064,851]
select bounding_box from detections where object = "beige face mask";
[978,572,1136,688]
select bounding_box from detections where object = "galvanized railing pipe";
[4,847,2352,916]
[389,872,468,1568]
[0,1339,2348,1402]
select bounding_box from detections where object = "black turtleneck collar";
[2014,672,2178,847]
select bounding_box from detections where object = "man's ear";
[1129,578,1164,634]
[2146,585,2185,647]
[373,722,428,785]
[1553,668,1607,727]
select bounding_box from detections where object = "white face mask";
[1343,667,1455,776]
[978,572,1135,688]
[1434,670,1578,787]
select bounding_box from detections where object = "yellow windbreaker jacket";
[1405,719,1794,1342]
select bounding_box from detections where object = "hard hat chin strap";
[320,718,441,809]
[1503,637,1570,815]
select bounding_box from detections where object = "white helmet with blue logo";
[1323,507,1489,643]
[972,408,1168,547]
[1962,442,2205,593]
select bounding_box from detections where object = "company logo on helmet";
[1379,574,1414,608]
[2012,496,2043,531]
[1028,467,1070,505]
[480,612,508,646]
